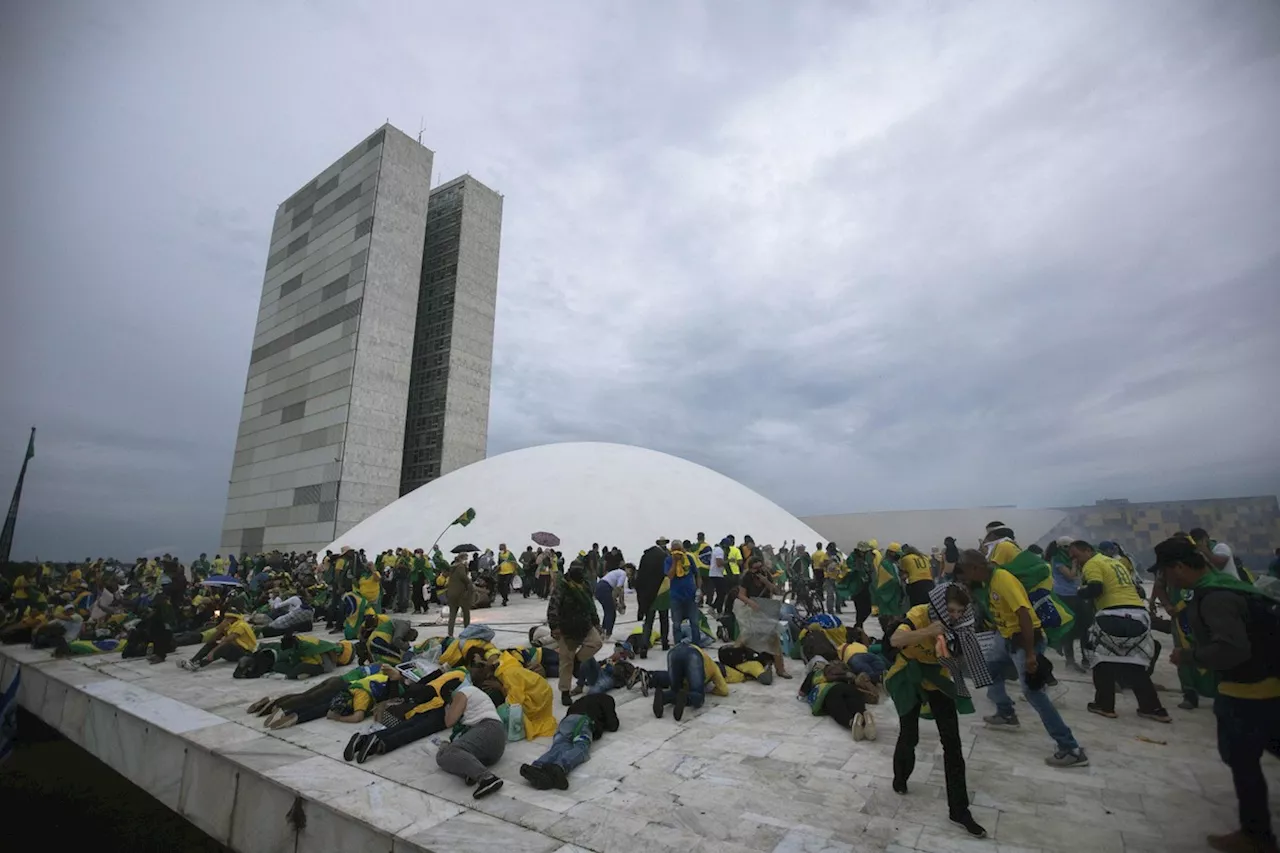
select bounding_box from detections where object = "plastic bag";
[505,704,525,742]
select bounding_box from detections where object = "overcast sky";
[2,2,1277,560]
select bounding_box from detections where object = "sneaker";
[673,686,688,721]
[757,665,774,686]
[983,713,1020,730]
[473,774,503,799]
[355,735,382,764]
[1045,748,1089,768]
[269,712,299,731]
[1178,698,1198,711]
[851,714,865,741]
[1207,830,1280,853]
[520,764,552,790]
[1138,709,1173,724]
[862,710,877,742]
[545,764,569,791]
[1087,703,1118,719]
[178,659,198,671]
[343,732,366,762]
[561,691,573,708]
[653,686,665,719]
[950,813,988,838]
[464,776,478,787]
[247,696,273,715]
[892,778,908,795]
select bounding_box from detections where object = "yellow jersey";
[698,647,730,696]
[498,551,517,575]
[225,620,259,652]
[988,568,1040,639]
[1081,553,1143,610]
[988,539,1020,567]
[900,554,932,584]
[357,570,381,602]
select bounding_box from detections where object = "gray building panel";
[222,126,501,554]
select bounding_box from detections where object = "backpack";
[1201,588,1280,678]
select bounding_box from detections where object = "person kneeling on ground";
[435,668,507,799]
[651,642,729,721]
[521,693,619,791]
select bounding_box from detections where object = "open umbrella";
[451,543,480,554]
[532,531,560,548]
[200,575,243,588]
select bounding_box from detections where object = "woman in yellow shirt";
[886,584,986,839]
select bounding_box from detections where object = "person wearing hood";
[548,558,604,706]
[634,539,671,656]
[899,544,935,607]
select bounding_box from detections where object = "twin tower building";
[219,125,501,555]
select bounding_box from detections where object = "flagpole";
[0,427,36,569]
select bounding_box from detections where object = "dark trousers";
[907,579,935,607]
[192,641,247,667]
[376,707,448,752]
[641,606,670,647]
[1061,595,1090,659]
[894,689,970,819]
[851,588,872,633]
[1215,695,1280,843]
[820,682,866,727]
[498,574,512,605]
[1092,662,1163,714]
[537,576,550,599]
[595,580,616,634]
[522,571,534,598]
[276,677,347,723]
[412,579,427,613]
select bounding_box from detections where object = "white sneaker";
[862,710,877,742]
[852,713,866,741]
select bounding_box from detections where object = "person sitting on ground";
[435,661,507,799]
[651,641,729,721]
[520,693,620,791]
[179,613,258,671]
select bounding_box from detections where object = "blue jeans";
[847,652,887,680]
[595,581,616,635]
[654,643,706,709]
[588,669,616,695]
[532,714,593,773]
[669,596,701,646]
[987,636,1079,752]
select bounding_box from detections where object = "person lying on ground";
[520,693,620,791]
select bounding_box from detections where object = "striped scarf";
[927,583,993,696]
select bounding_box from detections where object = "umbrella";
[200,575,243,587]
[532,531,560,547]
[451,543,480,554]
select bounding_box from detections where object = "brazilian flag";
[453,507,476,527]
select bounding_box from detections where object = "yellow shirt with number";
[988,568,1040,639]
[1081,553,1143,610]
[900,554,932,584]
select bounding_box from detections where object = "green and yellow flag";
[453,507,476,527]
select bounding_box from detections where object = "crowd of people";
[1,522,1277,852]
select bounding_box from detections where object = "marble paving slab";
[5,594,1279,853]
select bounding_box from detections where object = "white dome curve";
[325,442,824,561]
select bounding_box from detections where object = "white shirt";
[1213,543,1241,580]
[709,546,725,578]
[89,588,117,622]
[457,685,502,727]
[602,568,628,590]
[271,595,303,612]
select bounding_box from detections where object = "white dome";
[325,442,823,561]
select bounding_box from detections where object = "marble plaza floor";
[4,592,1278,853]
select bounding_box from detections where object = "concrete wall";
[334,128,434,538]
[221,126,434,554]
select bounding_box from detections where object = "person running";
[843,543,875,633]
[496,544,518,606]
[957,549,1088,768]
[1068,540,1169,723]
[873,543,907,638]
[885,583,987,838]
[1156,536,1280,853]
